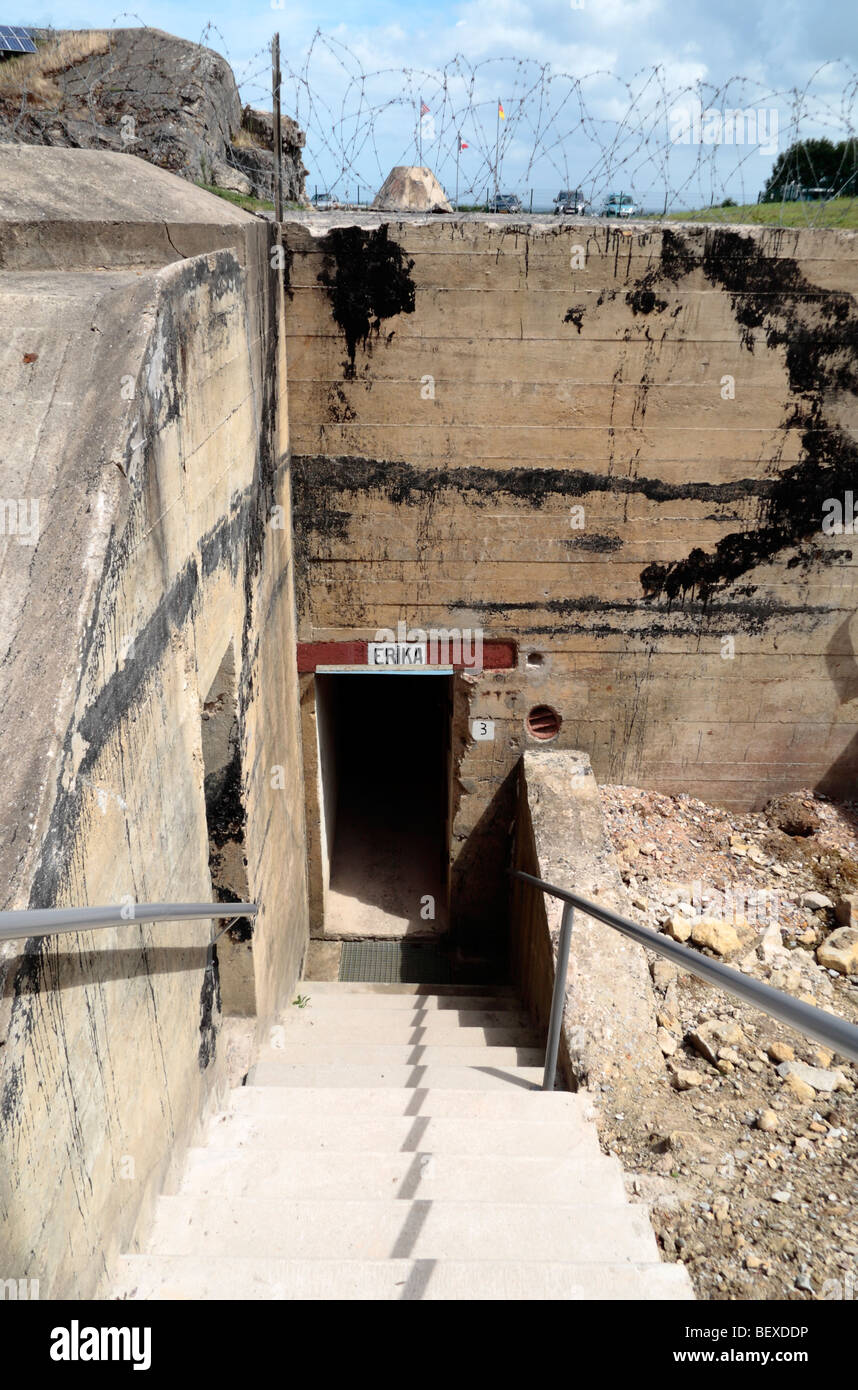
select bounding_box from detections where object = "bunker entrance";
[315,672,451,939]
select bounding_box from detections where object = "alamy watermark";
[822,492,858,534]
[669,103,779,157]
[688,880,792,924]
[821,1269,856,1299]
[50,1320,151,1371]
[0,498,40,546]
[371,620,484,672]
[1,1277,39,1300]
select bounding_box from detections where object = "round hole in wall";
[526,651,544,667]
[526,705,562,741]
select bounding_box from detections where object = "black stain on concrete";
[291,457,355,611]
[29,550,201,911]
[623,228,695,318]
[568,533,624,552]
[327,384,357,423]
[626,286,667,316]
[659,228,698,283]
[159,252,244,430]
[564,306,586,333]
[0,236,288,1189]
[292,451,773,509]
[239,223,282,706]
[279,239,294,300]
[463,592,832,641]
[318,225,416,377]
[204,751,245,853]
[204,746,253,946]
[198,947,221,1071]
[11,230,284,1098]
[634,227,858,604]
[290,453,836,641]
[786,544,852,571]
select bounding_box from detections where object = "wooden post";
[272,33,283,222]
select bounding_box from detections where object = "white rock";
[776,1060,847,1094]
[817,928,858,976]
[672,1068,705,1091]
[666,914,693,942]
[758,920,788,965]
[801,891,834,912]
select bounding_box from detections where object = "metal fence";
[513,870,858,1090]
[0,24,855,222]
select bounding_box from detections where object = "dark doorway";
[315,673,451,938]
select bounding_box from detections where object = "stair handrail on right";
[511,868,858,1090]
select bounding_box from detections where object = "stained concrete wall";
[282,214,858,935]
[0,149,308,1297]
[512,749,662,1101]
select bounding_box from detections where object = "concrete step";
[299,982,515,997]
[145,1196,663,1263]
[115,1255,694,1301]
[248,1062,546,1089]
[179,1147,628,1203]
[278,1007,533,1031]
[203,1112,603,1159]
[269,1017,540,1046]
[288,992,521,1013]
[231,1085,589,1121]
[252,1043,545,1068]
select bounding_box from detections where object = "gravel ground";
[595,785,858,1301]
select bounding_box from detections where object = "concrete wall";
[282,215,858,938]
[512,749,662,1100]
[0,149,308,1297]
[314,676,340,914]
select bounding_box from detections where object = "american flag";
[420,101,430,116]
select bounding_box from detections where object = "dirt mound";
[764,793,822,838]
[599,782,858,1299]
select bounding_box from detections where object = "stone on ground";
[372,166,452,213]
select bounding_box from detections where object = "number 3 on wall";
[471,719,495,741]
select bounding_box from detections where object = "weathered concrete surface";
[372,166,452,213]
[512,749,663,1093]
[0,143,255,269]
[283,214,858,946]
[283,216,858,819]
[0,152,308,1297]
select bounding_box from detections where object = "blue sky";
[22,2,858,208]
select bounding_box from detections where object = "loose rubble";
[595,784,858,1301]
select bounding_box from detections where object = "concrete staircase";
[114,981,694,1300]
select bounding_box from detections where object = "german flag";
[498,100,506,120]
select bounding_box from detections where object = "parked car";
[555,188,587,215]
[311,192,336,210]
[488,193,523,213]
[601,193,639,218]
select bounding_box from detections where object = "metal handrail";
[511,868,858,1088]
[0,903,258,945]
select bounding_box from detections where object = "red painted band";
[297,640,516,672]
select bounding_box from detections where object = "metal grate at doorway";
[338,939,452,984]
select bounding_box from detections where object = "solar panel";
[0,25,36,54]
